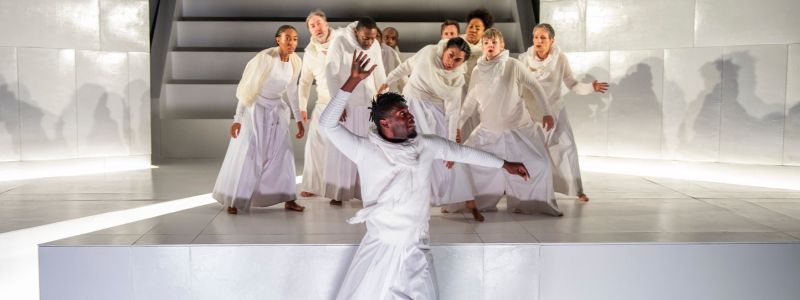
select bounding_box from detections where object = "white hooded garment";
[322,22,387,201]
[519,45,594,196]
[451,50,561,216]
[212,48,302,211]
[458,35,483,139]
[319,89,503,300]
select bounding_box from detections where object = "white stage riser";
[39,243,800,300]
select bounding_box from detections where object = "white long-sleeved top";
[299,30,338,111]
[234,47,301,122]
[381,43,402,76]
[319,89,503,243]
[460,50,551,132]
[324,22,386,108]
[384,40,466,141]
[518,45,594,113]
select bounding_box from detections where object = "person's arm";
[382,53,415,90]
[458,69,480,129]
[444,87,462,142]
[561,54,596,95]
[297,56,315,121]
[516,61,554,130]
[284,58,304,138]
[429,136,530,180]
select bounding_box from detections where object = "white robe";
[452,50,561,216]
[323,22,387,201]
[381,43,405,92]
[212,48,302,211]
[384,40,469,205]
[519,45,594,196]
[320,90,503,300]
[299,30,337,195]
[459,35,483,139]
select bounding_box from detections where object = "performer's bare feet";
[284,200,305,212]
[329,199,343,206]
[465,200,484,222]
[300,191,316,197]
[578,194,589,202]
[440,208,450,213]
[226,206,238,214]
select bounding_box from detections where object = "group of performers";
[211,7,608,299]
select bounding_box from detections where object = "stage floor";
[11,158,797,246]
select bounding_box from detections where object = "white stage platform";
[20,158,800,299]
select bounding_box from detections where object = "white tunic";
[381,43,405,92]
[519,45,594,196]
[453,50,560,215]
[320,90,503,300]
[299,30,337,195]
[323,22,387,201]
[459,35,483,139]
[212,49,301,210]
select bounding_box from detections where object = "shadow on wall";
[129,79,151,154]
[788,99,800,164]
[673,59,723,161]
[0,75,20,160]
[609,59,662,158]
[563,66,609,156]
[718,52,784,163]
[79,83,126,157]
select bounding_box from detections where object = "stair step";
[164,83,237,119]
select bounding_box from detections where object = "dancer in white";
[324,17,386,205]
[326,51,530,300]
[378,38,471,209]
[379,27,404,92]
[455,28,561,216]
[459,8,494,140]
[440,20,460,40]
[519,23,608,202]
[212,25,306,214]
[298,9,336,198]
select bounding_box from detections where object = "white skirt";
[323,105,370,201]
[452,124,561,216]
[300,103,328,195]
[546,108,584,196]
[211,97,297,211]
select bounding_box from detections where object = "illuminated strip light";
[0,158,156,182]
[581,156,800,191]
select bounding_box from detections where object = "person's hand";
[339,109,348,122]
[378,83,389,94]
[230,122,241,138]
[592,80,608,93]
[301,111,308,123]
[295,121,305,139]
[542,115,554,131]
[502,160,530,181]
[445,161,455,169]
[341,51,378,92]
[456,129,463,144]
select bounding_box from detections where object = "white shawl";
[234,47,302,121]
[524,44,561,81]
[324,22,386,107]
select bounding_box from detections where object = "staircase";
[152,0,532,159]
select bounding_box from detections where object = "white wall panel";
[784,44,800,165]
[100,0,149,52]
[18,48,78,160]
[586,0,694,51]
[695,0,800,47]
[662,47,723,161]
[0,0,100,50]
[132,246,191,300]
[563,51,610,156]
[0,47,19,161]
[540,0,585,52]
[719,45,787,164]
[76,51,131,157]
[482,245,539,300]
[128,52,151,155]
[39,246,133,300]
[608,49,663,159]
[432,245,484,300]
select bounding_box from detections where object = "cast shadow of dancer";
[676,59,723,160]
[563,67,610,153]
[609,61,662,157]
[787,100,800,163]
[0,75,21,159]
[81,84,125,156]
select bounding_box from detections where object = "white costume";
[384,40,467,205]
[323,22,386,201]
[459,35,483,138]
[320,90,503,300]
[299,30,337,195]
[519,45,594,196]
[381,43,405,92]
[212,48,302,211]
[454,50,560,215]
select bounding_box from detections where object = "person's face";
[306,15,329,42]
[533,28,553,56]
[482,37,504,60]
[441,47,466,70]
[383,29,398,48]
[276,29,299,55]
[441,25,459,40]
[465,18,485,44]
[379,104,417,140]
[355,28,378,50]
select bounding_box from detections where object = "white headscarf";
[477,49,510,79]
[523,44,560,81]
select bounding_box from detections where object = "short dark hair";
[445,37,471,61]
[355,17,378,31]
[370,92,407,129]
[275,25,297,37]
[466,8,494,28]
[441,19,460,34]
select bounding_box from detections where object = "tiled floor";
[0,158,791,246]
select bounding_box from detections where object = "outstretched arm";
[516,62,554,131]
[430,136,530,180]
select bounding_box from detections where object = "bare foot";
[471,208,485,222]
[440,208,450,213]
[285,201,305,212]
[578,194,589,202]
[329,199,343,206]
[300,191,316,197]
[226,206,238,214]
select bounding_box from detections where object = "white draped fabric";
[381,43,405,92]
[459,35,483,139]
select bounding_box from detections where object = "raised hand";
[341,51,378,93]
[230,122,241,138]
[592,80,609,93]
[542,115,554,131]
[502,161,530,181]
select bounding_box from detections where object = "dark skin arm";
[502,160,530,181]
